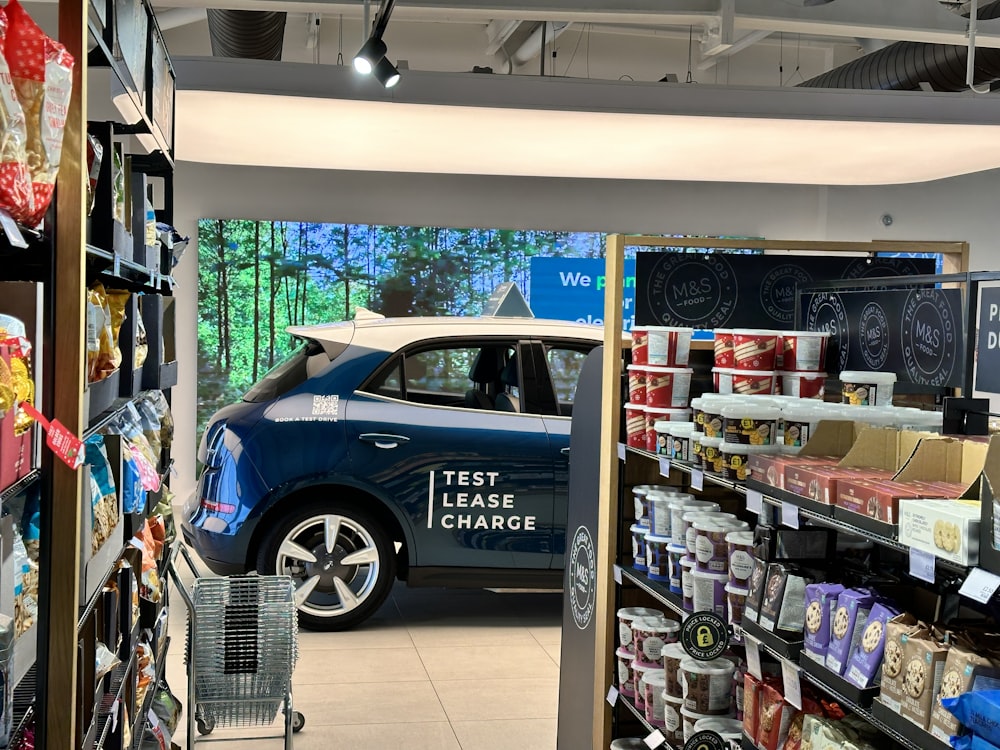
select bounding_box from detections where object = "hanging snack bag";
[5,0,74,228]
[106,289,129,372]
[0,9,31,224]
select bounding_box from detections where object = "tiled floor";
[165,576,563,749]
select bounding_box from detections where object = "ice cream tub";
[731,370,778,396]
[624,404,646,448]
[631,327,649,366]
[667,543,686,593]
[633,662,656,711]
[693,717,743,748]
[841,370,897,406]
[646,366,694,408]
[617,606,663,652]
[662,642,688,698]
[721,404,779,445]
[714,329,735,368]
[733,329,781,371]
[712,367,735,394]
[633,617,680,665]
[692,569,730,618]
[630,524,648,572]
[726,531,755,588]
[694,519,750,573]
[645,533,672,581]
[626,364,647,404]
[648,326,693,367]
[669,499,718,546]
[616,646,637,697]
[643,669,668,728]
[662,693,685,745]
[680,557,696,611]
[682,511,735,558]
[781,370,827,399]
[700,436,725,474]
[720,443,776,482]
[781,330,831,372]
[726,583,749,633]
[680,656,737,715]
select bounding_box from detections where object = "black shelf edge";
[746,478,835,517]
[128,635,170,750]
[9,663,35,747]
[1,469,40,504]
[617,694,678,749]
[86,244,168,294]
[797,651,879,707]
[741,618,803,659]
[745,479,969,576]
[626,446,748,496]
[619,565,688,621]
[870,699,952,750]
[95,642,141,749]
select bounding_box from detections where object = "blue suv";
[183,313,602,629]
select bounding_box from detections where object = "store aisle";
[166,576,563,749]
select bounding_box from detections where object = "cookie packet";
[758,562,790,631]
[773,569,814,635]
[825,588,874,676]
[743,556,768,622]
[804,582,845,661]
[930,635,1000,741]
[900,630,949,729]
[844,601,900,688]
[879,614,924,712]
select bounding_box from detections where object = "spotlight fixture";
[353,36,387,75]
[374,57,400,88]
[354,0,400,87]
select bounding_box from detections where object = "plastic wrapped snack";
[943,691,1000,746]
[85,435,119,553]
[0,9,32,223]
[87,283,115,381]
[105,289,129,372]
[5,0,74,228]
[86,132,102,215]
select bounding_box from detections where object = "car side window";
[364,355,403,399]
[545,346,591,407]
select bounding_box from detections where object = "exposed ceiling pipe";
[799,0,1000,89]
[155,7,207,31]
[509,21,571,66]
[206,9,288,60]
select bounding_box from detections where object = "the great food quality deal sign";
[634,253,934,329]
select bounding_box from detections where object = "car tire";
[256,500,396,631]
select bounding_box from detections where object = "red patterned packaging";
[5,0,74,228]
[0,8,31,222]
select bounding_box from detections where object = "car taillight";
[200,498,237,515]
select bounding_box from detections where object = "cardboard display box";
[899,498,981,566]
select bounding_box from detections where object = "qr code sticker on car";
[311,395,340,419]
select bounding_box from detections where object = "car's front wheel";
[257,500,396,631]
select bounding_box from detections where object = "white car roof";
[288,316,616,356]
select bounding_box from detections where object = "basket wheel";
[292,711,305,733]
[196,713,216,735]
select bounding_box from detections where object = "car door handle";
[359,433,411,450]
[560,447,571,456]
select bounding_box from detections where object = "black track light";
[373,57,400,88]
[353,36,387,75]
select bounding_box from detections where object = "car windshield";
[244,339,327,403]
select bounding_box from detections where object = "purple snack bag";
[825,588,874,676]
[803,582,844,661]
[844,601,900,688]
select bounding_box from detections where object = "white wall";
[172,162,1000,500]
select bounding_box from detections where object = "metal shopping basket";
[168,544,305,748]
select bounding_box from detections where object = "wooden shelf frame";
[589,233,970,750]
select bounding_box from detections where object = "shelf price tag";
[782,660,803,710]
[909,548,936,584]
[747,489,763,514]
[606,685,619,707]
[781,502,800,529]
[691,469,704,492]
[659,457,671,477]
[19,402,84,470]
[644,729,667,749]
[613,565,623,585]
[745,636,763,681]
[617,442,627,461]
[959,567,1000,604]
[0,210,27,249]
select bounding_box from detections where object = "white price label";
[607,685,619,706]
[782,660,803,709]
[613,564,623,585]
[644,729,667,749]
[0,209,27,249]
[618,442,627,461]
[659,457,671,477]
[691,469,704,492]
[745,636,763,680]
[747,489,763,514]
[960,567,1000,604]
[781,502,800,529]
[909,548,936,584]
